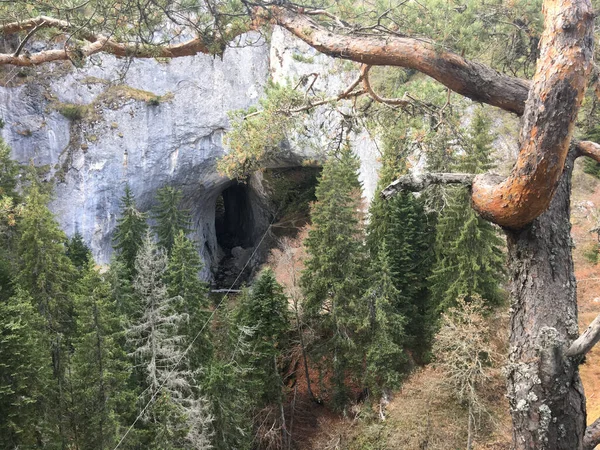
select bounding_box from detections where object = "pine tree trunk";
[505,149,586,449]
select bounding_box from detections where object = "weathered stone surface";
[0,29,381,278]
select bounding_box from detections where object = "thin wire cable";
[112,214,277,450]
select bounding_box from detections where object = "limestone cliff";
[0,29,380,277]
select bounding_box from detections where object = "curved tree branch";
[470,0,594,229]
[577,140,600,162]
[360,65,409,106]
[265,6,531,115]
[0,15,254,65]
[381,172,477,199]
[566,313,600,358]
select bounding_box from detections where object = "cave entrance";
[214,182,255,252]
[213,182,257,288]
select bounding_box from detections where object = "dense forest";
[0,107,508,449]
[2,0,600,449]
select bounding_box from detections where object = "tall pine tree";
[429,109,505,311]
[152,186,192,254]
[0,287,51,448]
[164,230,212,368]
[113,184,148,279]
[361,243,408,400]
[129,233,212,449]
[67,261,133,450]
[15,171,77,447]
[301,144,366,409]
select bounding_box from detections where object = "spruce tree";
[66,232,92,273]
[129,234,212,449]
[113,184,148,279]
[15,173,77,447]
[234,269,290,405]
[366,135,435,358]
[429,110,505,311]
[67,261,133,450]
[361,243,408,400]
[0,143,21,301]
[165,230,212,368]
[152,186,192,254]
[301,145,366,409]
[0,288,51,448]
[0,137,19,199]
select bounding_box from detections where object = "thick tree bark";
[471,0,593,229]
[505,149,586,449]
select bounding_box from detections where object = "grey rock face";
[0,30,381,278]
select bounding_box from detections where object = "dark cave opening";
[214,182,255,253]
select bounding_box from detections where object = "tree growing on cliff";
[1,1,600,448]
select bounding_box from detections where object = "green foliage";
[17,172,75,334]
[129,234,212,449]
[0,138,19,199]
[113,184,148,278]
[57,103,87,121]
[0,288,51,448]
[165,230,212,367]
[361,243,408,398]
[219,81,304,179]
[301,145,367,409]
[66,232,92,271]
[67,262,133,450]
[367,125,435,359]
[429,110,505,311]
[234,269,290,405]
[152,186,191,253]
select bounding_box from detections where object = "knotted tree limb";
[381,172,477,199]
[0,15,251,65]
[584,417,600,450]
[360,65,409,106]
[565,313,600,358]
[376,1,594,229]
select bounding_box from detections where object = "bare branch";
[584,416,600,450]
[13,21,46,57]
[381,172,477,200]
[360,65,409,106]
[565,313,600,358]
[576,140,600,163]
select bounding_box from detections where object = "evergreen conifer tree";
[429,110,505,311]
[113,184,148,279]
[15,172,77,447]
[152,186,192,254]
[0,287,51,448]
[165,230,212,368]
[0,144,21,301]
[366,135,435,358]
[129,233,212,449]
[301,145,366,409]
[361,243,408,400]
[66,232,92,273]
[234,269,290,405]
[67,261,134,450]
